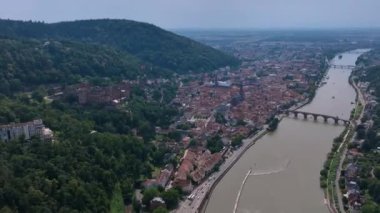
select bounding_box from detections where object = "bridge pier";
[323,116,328,123]
[302,113,307,119]
[334,118,339,124]
[313,114,318,121]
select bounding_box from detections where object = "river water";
[205,50,369,213]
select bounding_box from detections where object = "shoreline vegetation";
[319,60,365,213]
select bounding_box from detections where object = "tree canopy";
[0,19,239,75]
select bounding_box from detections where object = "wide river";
[205,50,369,213]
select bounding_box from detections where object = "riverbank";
[174,125,269,213]
[322,57,368,213]
[196,128,268,213]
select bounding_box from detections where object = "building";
[0,119,53,142]
[67,82,131,105]
[150,197,166,210]
[345,163,359,182]
[156,164,174,187]
[143,164,174,189]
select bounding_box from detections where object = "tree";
[189,139,197,148]
[207,135,223,153]
[267,118,279,131]
[153,206,169,213]
[368,180,380,203]
[161,189,180,209]
[168,131,182,142]
[142,188,159,207]
[110,183,124,213]
[236,119,246,126]
[231,135,244,148]
[374,167,380,180]
[320,169,328,178]
[138,121,156,141]
[31,90,45,102]
[362,202,380,213]
[215,112,227,124]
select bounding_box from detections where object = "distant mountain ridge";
[0,19,239,74]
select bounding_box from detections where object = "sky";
[1,0,379,29]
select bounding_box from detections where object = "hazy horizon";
[1,0,380,30]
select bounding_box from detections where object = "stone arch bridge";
[330,65,355,69]
[284,110,350,125]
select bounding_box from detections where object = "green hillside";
[0,19,239,74]
[0,19,239,212]
[0,38,153,93]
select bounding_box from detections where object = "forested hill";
[0,19,239,73]
[0,38,152,93]
[0,19,238,212]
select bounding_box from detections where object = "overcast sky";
[1,0,379,29]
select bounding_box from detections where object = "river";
[204,49,369,213]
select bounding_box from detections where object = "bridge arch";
[284,110,349,126]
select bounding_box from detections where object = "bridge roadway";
[284,110,350,125]
[329,64,355,69]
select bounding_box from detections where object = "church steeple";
[239,83,244,100]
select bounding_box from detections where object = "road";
[175,129,268,213]
[334,131,349,213]
[334,78,367,213]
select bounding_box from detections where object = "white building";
[0,119,53,142]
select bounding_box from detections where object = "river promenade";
[175,128,268,213]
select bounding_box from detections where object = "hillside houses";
[172,148,223,192]
[66,82,132,105]
[343,163,362,211]
[143,164,175,189]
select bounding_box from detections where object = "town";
[1,33,380,213]
[0,40,331,212]
[2,1,380,213]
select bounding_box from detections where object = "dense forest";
[0,38,149,93]
[0,134,148,212]
[0,84,178,212]
[0,19,239,74]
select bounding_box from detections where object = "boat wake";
[250,159,291,176]
[233,160,291,213]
